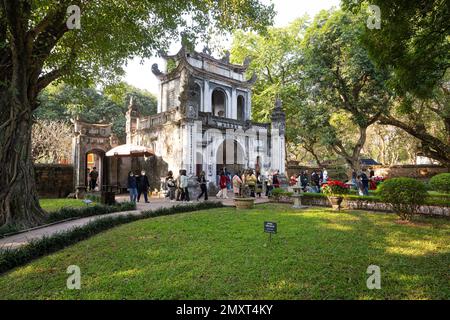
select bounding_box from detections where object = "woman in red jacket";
[216,172,229,199]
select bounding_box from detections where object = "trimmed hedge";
[0,202,136,238]
[429,173,450,193]
[0,201,224,274]
[270,188,293,202]
[46,201,136,223]
[378,178,428,220]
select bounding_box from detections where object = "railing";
[138,110,177,130]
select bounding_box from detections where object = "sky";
[123,0,341,96]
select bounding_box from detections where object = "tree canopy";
[343,0,450,98]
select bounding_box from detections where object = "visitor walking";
[180,169,190,202]
[216,172,229,199]
[361,169,369,196]
[265,172,273,197]
[197,171,208,201]
[166,171,176,202]
[246,170,257,197]
[300,170,309,192]
[176,170,182,201]
[232,171,243,197]
[322,168,328,184]
[89,167,98,191]
[127,171,138,202]
[272,170,280,189]
[256,172,263,198]
[137,170,150,203]
[356,174,365,196]
[351,170,357,190]
[311,170,320,193]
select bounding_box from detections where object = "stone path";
[0,195,269,250]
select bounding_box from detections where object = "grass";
[0,204,448,300]
[39,199,93,212]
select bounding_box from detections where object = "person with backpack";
[166,171,176,202]
[197,171,208,201]
[180,169,190,202]
[246,170,257,197]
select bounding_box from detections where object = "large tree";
[230,18,335,165]
[343,0,450,166]
[343,0,449,98]
[0,0,274,228]
[301,9,391,172]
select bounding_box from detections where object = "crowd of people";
[161,168,283,203]
[124,166,380,203]
[289,167,377,196]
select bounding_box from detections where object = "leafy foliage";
[343,0,450,98]
[378,178,428,220]
[429,173,450,193]
[35,82,157,142]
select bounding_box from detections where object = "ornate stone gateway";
[71,118,119,197]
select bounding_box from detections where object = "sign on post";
[264,221,277,234]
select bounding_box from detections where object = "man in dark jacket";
[88,167,99,191]
[197,171,208,201]
[311,170,320,193]
[137,170,150,203]
[361,169,369,196]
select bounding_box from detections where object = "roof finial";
[275,96,282,110]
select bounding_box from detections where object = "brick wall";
[287,161,449,181]
[34,164,74,198]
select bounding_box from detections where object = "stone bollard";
[292,186,307,209]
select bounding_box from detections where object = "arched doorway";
[237,95,245,121]
[212,89,227,117]
[216,139,245,177]
[85,149,107,192]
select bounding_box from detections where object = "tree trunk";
[0,96,46,228]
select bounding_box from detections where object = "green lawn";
[39,199,92,212]
[0,204,449,299]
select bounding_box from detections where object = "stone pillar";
[231,87,237,119]
[270,98,286,174]
[181,121,196,176]
[247,91,252,121]
[204,80,211,113]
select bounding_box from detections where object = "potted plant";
[321,180,350,211]
[234,184,255,209]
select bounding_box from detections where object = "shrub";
[270,188,293,202]
[429,173,450,193]
[378,178,427,220]
[46,201,136,223]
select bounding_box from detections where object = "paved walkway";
[0,195,269,250]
